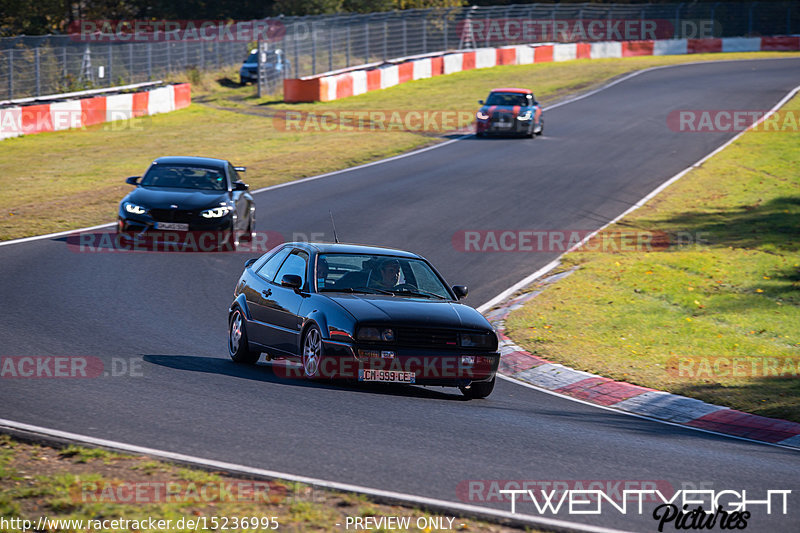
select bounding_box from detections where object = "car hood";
[326,294,491,330]
[480,104,531,117]
[125,187,229,210]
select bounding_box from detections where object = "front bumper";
[318,341,500,385]
[476,118,532,135]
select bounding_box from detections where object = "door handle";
[262,289,272,298]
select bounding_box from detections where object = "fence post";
[62,47,67,78]
[167,43,171,72]
[128,45,133,83]
[147,43,152,80]
[7,49,12,100]
[422,18,427,53]
[365,19,369,64]
[444,10,448,50]
[674,3,684,39]
[35,48,41,96]
[329,21,334,72]
[311,22,317,75]
[346,21,351,67]
[108,44,113,85]
[748,2,757,36]
[383,19,388,61]
[402,18,407,56]
[215,40,220,69]
[293,29,300,77]
[183,40,188,69]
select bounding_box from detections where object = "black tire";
[301,324,324,380]
[228,309,260,364]
[459,376,495,399]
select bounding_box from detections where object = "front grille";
[394,327,458,348]
[150,209,194,224]
[491,113,512,123]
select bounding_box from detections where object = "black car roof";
[287,242,422,259]
[152,156,228,170]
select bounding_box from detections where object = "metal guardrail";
[1,2,797,101]
[0,80,163,107]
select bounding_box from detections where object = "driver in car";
[369,259,401,290]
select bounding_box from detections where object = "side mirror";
[452,285,468,300]
[125,176,140,185]
[234,166,247,172]
[533,101,539,106]
[281,274,303,290]
[244,258,258,268]
[478,100,484,105]
[233,181,249,191]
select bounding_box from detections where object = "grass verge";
[0,434,528,533]
[504,94,800,423]
[1,51,798,241]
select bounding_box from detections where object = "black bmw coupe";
[118,156,255,250]
[228,242,500,398]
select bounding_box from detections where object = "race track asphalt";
[1,58,799,531]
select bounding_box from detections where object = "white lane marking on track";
[0,417,631,533]
[496,375,800,452]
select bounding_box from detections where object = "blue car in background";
[239,48,290,84]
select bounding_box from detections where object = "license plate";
[156,222,189,231]
[495,122,511,128]
[358,369,415,383]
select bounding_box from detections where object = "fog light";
[461,355,476,366]
[358,349,380,359]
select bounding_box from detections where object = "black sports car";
[118,156,255,250]
[228,242,500,398]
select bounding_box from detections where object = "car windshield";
[316,253,452,300]
[140,165,227,191]
[245,52,258,63]
[485,93,529,106]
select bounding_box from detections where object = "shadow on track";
[143,354,467,401]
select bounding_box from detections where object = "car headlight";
[201,206,233,218]
[357,327,395,342]
[476,111,489,120]
[459,332,494,349]
[517,111,533,121]
[124,202,147,215]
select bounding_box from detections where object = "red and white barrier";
[1,83,191,141]
[284,36,800,103]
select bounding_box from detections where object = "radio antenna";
[329,210,340,244]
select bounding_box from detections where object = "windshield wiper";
[391,288,446,299]
[321,286,394,295]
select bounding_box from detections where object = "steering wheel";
[393,283,417,291]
